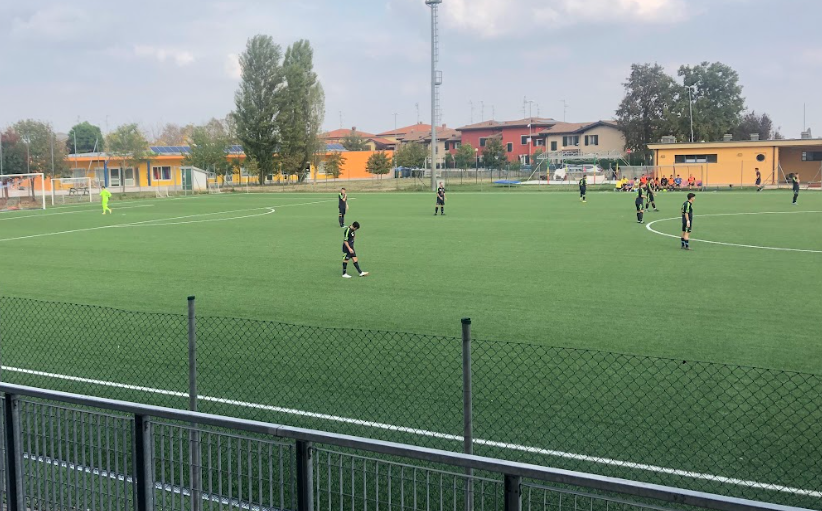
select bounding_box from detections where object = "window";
[551,141,557,151]
[444,142,449,151]
[534,139,545,147]
[72,168,85,178]
[585,135,599,146]
[674,154,718,164]
[109,168,121,187]
[801,151,822,161]
[152,166,172,180]
[479,138,487,147]
[521,135,530,146]
[756,153,766,162]
[452,141,461,149]
[562,136,580,147]
[507,142,513,153]
[124,168,135,187]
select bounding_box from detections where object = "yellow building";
[648,139,822,187]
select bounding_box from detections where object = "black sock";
[353,262,362,273]
[441,207,444,214]
[435,207,438,214]
[685,239,690,247]
[342,262,348,274]
[339,215,344,227]
[637,212,641,221]
[681,238,685,247]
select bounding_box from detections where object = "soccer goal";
[51,177,96,205]
[0,173,46,211]
[155,186,173,198]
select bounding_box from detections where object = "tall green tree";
[67,121,104,154]
[454,143,475,169]
[366,151,392,178]
[278,40,325,182]
[324,151,346,179]
[393,142,427,168]
[732,111,774,141]
[183,126,232,181]
[341,130,367,151]
[678,61,745,142]
[615,63,678,158]
[107,123,149,183]
[235,35,284,186]
[482,138,507,169]
[1,129,27,174]
[12,119,67,176]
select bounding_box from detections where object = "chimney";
[442,124,446,128]
[750,133,760,141]
[660,135,677,144]
[723,134,733,142]
[351,127,357,131]
[801,129,812,140]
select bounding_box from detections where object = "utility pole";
[22,135,31,174]
[526,100,535,166]
[686,85,695,142]
[393,113,398,130]
[0,126,4,175]
[416,103,420,124]
[426,0,443,192]
[339,111,343,129]
[481,101,485,122]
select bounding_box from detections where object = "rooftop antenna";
[415,103,420,124]
[480,101,485,122]
[560,100,568,122]
[803,103,806,132]
[393,113,398,130]
[469,100,474,124]
[339,111,343,129]
[491,105,495,120]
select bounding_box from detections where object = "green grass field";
[1,187,821,507]
[2,188,820,371]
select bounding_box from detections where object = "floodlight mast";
[426,0,442,191]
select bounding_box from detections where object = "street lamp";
[475,148,479,184]
[685,85,696,143]
[21,135,31,173]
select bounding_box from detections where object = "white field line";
[0,204,154,222]
[4,365,819,498]
[646,211,822,254]
[0,199,335,243]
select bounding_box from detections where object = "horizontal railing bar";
[1,383,812,511]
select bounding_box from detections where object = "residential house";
[457,118,556,165]
[321,128,394,151]
[534,121,625,158]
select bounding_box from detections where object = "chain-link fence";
[0,296,820,509]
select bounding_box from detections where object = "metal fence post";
[4,394,24,511]
[504,474,522,511]
[295,440,314,511]
[461,317,473,511]
[187,296,202,511]
[134,414,154,511]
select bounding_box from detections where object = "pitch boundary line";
[646,211,822,254]
[0,204,154,222]
[3,365,818,498]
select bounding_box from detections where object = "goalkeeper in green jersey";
[101,186,112,215]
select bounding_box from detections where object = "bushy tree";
[482,138,507,169]
[183,126,232,180]
[12,119,67,177]
[152,123,194,146]
[67,121,104,153]
[393,142,427,168]
[678,62,745,142]
[341,130,367,151]
[366,151,392,178]
[1,129,27,174]
[107,123,149,181]
[733,111,775,141]
[615,63,678,158]
[235,35,284,186]
[278,40,325,181]
[324,151,345,179]
[454,143,475,169]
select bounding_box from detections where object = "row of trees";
[616,61,781,159]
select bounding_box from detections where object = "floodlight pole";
[686,85,695,143]
[427,0,443,192]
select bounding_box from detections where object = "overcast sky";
[0,0,820,138]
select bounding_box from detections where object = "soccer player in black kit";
[435,184,446,215]
[644,182,658,212]
[342,222,369,278]
[338,188,348,227]
[681,193,695,250]
[579,174,587,203]
[635,185,645,223]
[791,174,800,205]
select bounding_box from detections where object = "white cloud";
[225,53,242,80]
[134,45,195,67]
[438,0,691,38]
[10,6,96,41]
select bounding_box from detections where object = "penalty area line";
[3,365,819,498]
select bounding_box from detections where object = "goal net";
[0,173,46,211]
[155,186,174,198]
[51,177,96,205]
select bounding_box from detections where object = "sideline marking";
[3,364,819,498]
[0,199,336,243]
[646,211,822,254]
[0,204,154,222]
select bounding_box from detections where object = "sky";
[0,0,820,138]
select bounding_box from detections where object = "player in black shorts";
[338,188,348,227]
[579,174,587,203]
[342,221,368,278]
[755,168,763,192]
[791,174,800,205]
[635,185,645,223]
[681,193,695,250]
[435,183,446,215]
[644,182,658,212]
